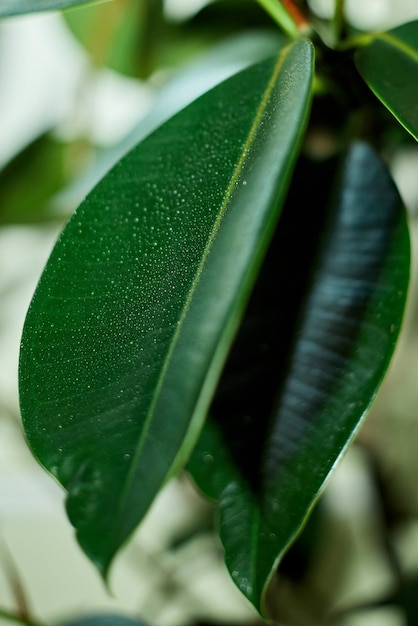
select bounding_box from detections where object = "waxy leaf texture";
[19,41,314,576]
[355,20,418,141]
[188,142,410,614]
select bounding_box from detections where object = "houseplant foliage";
[10,0,418,619]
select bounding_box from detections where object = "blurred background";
[1,1,418,625]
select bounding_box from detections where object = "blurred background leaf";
[63,0,274,80]
[0,134,75,225]
[60,614,151,626]
[64,0,164,79]
[0,0,100,18]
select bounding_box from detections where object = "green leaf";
[355,20,418,141]
[0,134,68,225]
[0,0,98,18]
[19,40,314,576]
[60,615,149,626]
[64,0,163,79]
[188,143,410,614]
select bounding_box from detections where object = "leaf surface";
[188,143,410,614]
[19,41,314,576]
[355,20,418,141]
[0,0,96,17]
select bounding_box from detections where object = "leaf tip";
[77,534,115,591]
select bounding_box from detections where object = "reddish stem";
[280,0,310,31]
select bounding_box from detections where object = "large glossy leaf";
[0,0,98,17]
[19,40,314,576]
[355,20,418,141]
[188,143,410,614]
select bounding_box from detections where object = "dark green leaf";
[19,41,314,577]
[0,134,68,225]
[189,0,271,34]
[188,143,410,614]
[190,0,299,40]
[0,0,98,17]
[355,20,418,141]
[60,615,149,626]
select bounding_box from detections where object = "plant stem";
[0,607,45,626]
[0,538,32,625]
[255,0,301,38]
[281,0,310,31]
[333,0,345,43]
[338,31,374,51]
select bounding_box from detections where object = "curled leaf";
[188,142,410,614]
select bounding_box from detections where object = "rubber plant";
[9,0,416,619]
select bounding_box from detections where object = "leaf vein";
[113,45,293,540]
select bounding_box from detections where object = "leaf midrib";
[350,27,418,61]
[113,45,293,545]
[375,31,418,62]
